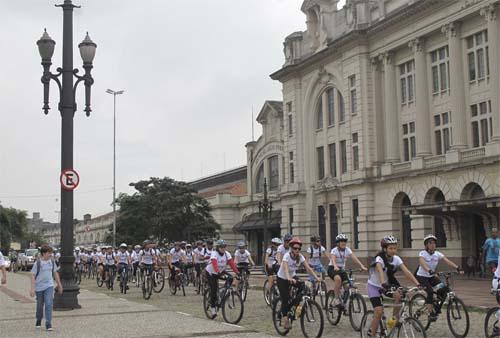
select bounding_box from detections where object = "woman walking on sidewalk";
[0,250,7,285]
[30,245,63,331]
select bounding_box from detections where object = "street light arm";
[72,64,94,116]
[40,62,62,115]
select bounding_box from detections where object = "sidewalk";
[249,271,498,310]
[0,273,273,338]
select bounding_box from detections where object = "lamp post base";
[53,284,81,310]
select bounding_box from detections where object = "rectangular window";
[431,46,449,94]
[399,60,415,104]
[329,204,338,243]
[286,102,292,113]
[467,30,489,82]
[352,199,359,249]
[288,114,293,137]
[352,133,359,171]
[340,140,347,174]
[434,112,452,155]
[327,88,335,126]
[470,100,492,147]
[289,208,294,232]
[268,156,279,190]
[316,100,323,130]
[317,146,325,180]
[339,92,345,123]
[402,122,417,161]
[289,151,294,184]
[328,143,337,178]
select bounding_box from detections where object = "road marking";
[176,311,192,316]
[222,322,243,329]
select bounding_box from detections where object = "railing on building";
[424,155,446,168]
[392,162,412,173]
[461,147,485,161]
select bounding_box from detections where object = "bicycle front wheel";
[446,296,469,338]
[203,288,214,320]
[408,293,431,330]
[396,317,427,338]
[239,278,248,302]
[153,270,165,293]
[300,299,324,338]
[317,281,327,309]
[271,298,290,336]
[348,292,367,331]
[169,277,177,295]
[222,289,244,324]
[325,290,341,326]
[263,279,271,306]
[485,307,500,338]
[359,310,383,338]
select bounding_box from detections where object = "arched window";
[268,156,279,190]
[393,192,412,248]
[316,87,346,131]
[97,232,101,242]
[424,188,447,247]
[316,98,323,130]
[256,164,265,193]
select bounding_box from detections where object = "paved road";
[1,271,493,338]
[0,272,273,338]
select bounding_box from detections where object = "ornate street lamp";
[258,179,273,257]
[36,0,96,310]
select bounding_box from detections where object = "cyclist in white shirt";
[131,245,141,277]
[193,241,206,289]
[116,243,131,281]
[277,237,319,329]
[277,234,293,265]
[103,246,117,289]
[205,240,239,318]
[139,240,157,278]
[306,236,327,284]
[265,238,282,291]
[184,243,194,274]
[168,242,186,281]
[234,241,255,277]
[366,236,419,338]
[0,250,7,285]
[416,234,462,320]
[328,234,367,304]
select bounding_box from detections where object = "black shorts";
[327,266,348,282]
[265,264,279,276]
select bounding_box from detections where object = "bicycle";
[325,268,366,331]
[484,287,500,338]
[360,286,427,338]
[152,267,165,293]
[409,271,469,338]
[196,264,209,295]
[73,263,83,285]
[118,264,129,294]
[310,271,327,310]
[105,265,116,291]
[96,266,104,287]
[141,264,153,300]
[237,264,251,302]
[169,266,186,296]
[203,273,244,324]
[263,272,280,307]
[271,280,324,338]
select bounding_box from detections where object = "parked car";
[19,249,39,271]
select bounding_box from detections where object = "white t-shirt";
[0,251,5,267]
[307,245,326,266]
[234,250,251,264]
[367,255,404,288]
[206,250,232,275]
[104,252,115,266]
[169,248,185,263]
[96,252,105,264]
[116,251,129,264]
[266,247,278,267]
[416,250,444,277]
[277,244,289,261]
[203,248,214,260]
[277,252,306,280]
[185,250,193,263]
[329,247,353,268]
[139,249,155,265]
[74,252,81,264]
[131,251,140,263]
[193,248,204,263]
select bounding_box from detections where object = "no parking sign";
[60,169,80,191]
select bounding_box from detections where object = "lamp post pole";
[37,0,96,310]
[259,179,272,260]
[105,89,124,249]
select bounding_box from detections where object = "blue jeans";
[308,264,326,282]
[36,286,54,327]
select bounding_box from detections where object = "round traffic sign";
[60,169,80,191]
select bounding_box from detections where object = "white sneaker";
[210,307,217,317]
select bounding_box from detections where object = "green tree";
[0,205,28,249]
[108,177,220,245]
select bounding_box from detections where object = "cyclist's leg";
[367,284,384,335]
[416,275,435,314]
[207,273,218,307]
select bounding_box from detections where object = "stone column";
[442,22,468,149]
[382,52,400,163]
[481,4,500,142]
[409,38,432,157]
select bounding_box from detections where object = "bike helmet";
[206,239,214,245]
[380,235,398,248]
[283,234,293,242]
[336,234,348,243]
[289,237,303,247]
[310,235,319,242]
[134,245,141,250]
[143,240,152,245]
[271,237,282,245]
[119,243,127,248]
[423,234,437,245]
[237,241,246,248]
[75,247,80,251]
[215,239,226,247]
[186,243,192,248]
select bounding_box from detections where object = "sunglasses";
[292,246,301,250]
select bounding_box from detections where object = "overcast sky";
[0,0,345,223]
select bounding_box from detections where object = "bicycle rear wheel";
[317,281,327,310]
[271,298,290,336]
[408,293,431,330]
[169,277,177,295]
[349,292,367,331]
[447,296,469,338]
[153,269,165,293]
[325,290,342,326]
[222,289,244,324]
[96,272,104,287]
[396,317,427,338]
[263,279,271,306]
[485,307,500,338]
[239,278,248,302]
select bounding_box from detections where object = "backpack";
[309,246,322,259]
[268,247,276,257]
[35,258,56,279]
